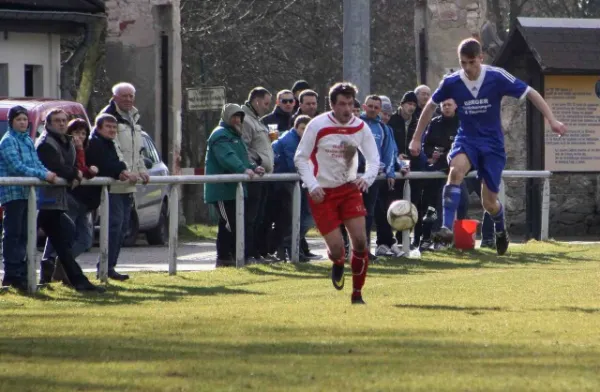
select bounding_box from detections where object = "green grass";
[1,241,599,391]
[178,224,218,241]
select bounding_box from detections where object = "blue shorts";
[447,141,506,193]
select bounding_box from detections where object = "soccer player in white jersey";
[294,82,380,304]
[409,38,566,255]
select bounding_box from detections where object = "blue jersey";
[431,65,529,149]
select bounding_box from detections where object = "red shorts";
[308,183,366,235]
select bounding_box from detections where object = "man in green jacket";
[205,103,265,267]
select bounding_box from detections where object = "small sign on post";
[186,86,226,111]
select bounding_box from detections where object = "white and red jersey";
[294,111,380,192]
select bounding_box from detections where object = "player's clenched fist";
[408,138,421,157]
[550,120,567,137]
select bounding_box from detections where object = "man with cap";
[0,106,56,291]
[205,103,265,267]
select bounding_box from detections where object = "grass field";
[0,241,599,391]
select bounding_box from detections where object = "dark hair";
[364,94,381,104]
[458,38,482,58]
[45,108,68,125]
[95,113,118,129]
[329,82,358,105]
[67,118,91,147]
[299,89,318,104]
[248,87,271,102]
[294,115,311,129]
[353,98,361,108]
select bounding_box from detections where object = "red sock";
[328,249,345,266]
[351,250,368,298]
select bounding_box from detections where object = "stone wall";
[103,0,182,173]
[416,0,486,88]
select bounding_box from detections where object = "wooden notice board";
[544,75,600,171]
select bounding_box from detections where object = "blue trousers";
[2,200,29,282]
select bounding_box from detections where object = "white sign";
[187,86,226,111]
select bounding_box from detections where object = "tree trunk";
[77,21,105,108]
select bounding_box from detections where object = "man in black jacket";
[35,109,105,293]
[261,89,295,133]
[420,99,459,250]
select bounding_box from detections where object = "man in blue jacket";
[271,115,314,261]
[358,95,396,260]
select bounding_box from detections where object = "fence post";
[541,177,550,241]
[402,179,411,254]
[26,186,37,294]
[168,184,179,275]
[98,185,109,283]
[235,182,245,268]
[499,179,506,206]
[290,181,301,263]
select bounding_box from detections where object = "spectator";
[414,84,431,120]
[0,106,56,291]
[270,115,315,261]
[291,79,310,112]
[205,104,263,267]
[36,108,105,293]
[420,98,459,251]
[379,95,393,124]
[358,95,396,260]
[291,89,319,125]
[99,82,150,281]
[352,98,361,117]
[387,92,418,246]
[261,89,295,133]
[241,87,274,262]
[42,118,98,283]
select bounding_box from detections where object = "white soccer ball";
[387,200,418,232]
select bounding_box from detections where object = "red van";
[0,98,92,221]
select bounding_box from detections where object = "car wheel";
[146,201,169,246]
[123,210,139,247]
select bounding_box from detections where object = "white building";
[0,1,105,98]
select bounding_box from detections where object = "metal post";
[98,185,109,283]
[343,0,370,102]
[290,182,301,263]
[498,179,506,206]
[26,187,37,294]
[235,182,245,268]
[168,184,179,275]
[540,178,550,241]
[402,180,411,254]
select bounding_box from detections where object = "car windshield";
[0,120,7,139]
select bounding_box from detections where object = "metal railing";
[0,169,551,293]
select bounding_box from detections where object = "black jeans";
[244,182,268,258]
[37,210,89,285]
[214,200,237,260]
[2,200,28,282]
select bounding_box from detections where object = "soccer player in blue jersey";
[409,38,566,255]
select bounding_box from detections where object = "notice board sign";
[186,86,226,111]
[544,75,600,171]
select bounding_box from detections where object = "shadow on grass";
[396,303,508,315]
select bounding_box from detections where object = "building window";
[0,64,7,96]
[24,65,43,97]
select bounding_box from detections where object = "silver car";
[123,131,170,246]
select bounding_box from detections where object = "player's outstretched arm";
[526,89,567,136]
[409,100,437,156]
[357,128,380,189]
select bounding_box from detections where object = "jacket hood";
[221,103,246,123]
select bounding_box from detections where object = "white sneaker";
[390,244,406,258]
[375,244,395,257]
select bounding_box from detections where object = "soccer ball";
[387,200,418,231]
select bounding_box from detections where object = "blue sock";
[492,203,505,233]
[442,184,461,230]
